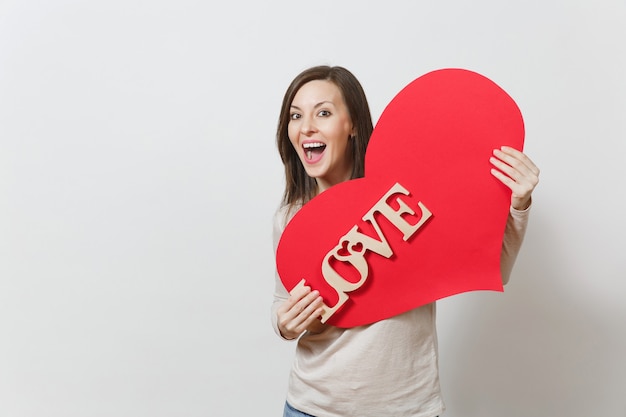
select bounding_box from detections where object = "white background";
[1,1,625,416]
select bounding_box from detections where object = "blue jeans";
[283,401,438,417]
[283,402,315,417]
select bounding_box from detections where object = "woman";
[271,66,539,417]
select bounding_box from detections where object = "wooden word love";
[290,182,432,323]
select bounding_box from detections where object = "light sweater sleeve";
[500,204,531,285]
[270,206,296,340]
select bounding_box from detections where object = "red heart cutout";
[276,68,524,328]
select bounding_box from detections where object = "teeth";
[303,142,325,149]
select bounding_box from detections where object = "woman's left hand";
[490,146,540,210]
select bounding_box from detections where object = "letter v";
[343,212,393,259]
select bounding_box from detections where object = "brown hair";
[277,65,374,207]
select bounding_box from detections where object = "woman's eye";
[318,110,331,117]
[290,113,301,120]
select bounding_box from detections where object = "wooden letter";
[367,183,432,241]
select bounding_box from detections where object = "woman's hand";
[490,146,540,210]
[276,284,326,340]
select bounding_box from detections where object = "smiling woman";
[270,65,539,417]
[276,66,373,206]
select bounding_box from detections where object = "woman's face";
[288,80,354,192]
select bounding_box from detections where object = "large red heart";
[276,68,524,328]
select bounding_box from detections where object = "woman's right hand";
[276,284,326,340]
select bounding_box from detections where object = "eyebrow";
[290,101,334,110]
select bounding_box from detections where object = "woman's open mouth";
[303,142,327,162]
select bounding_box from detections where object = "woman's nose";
[300,116,317,135]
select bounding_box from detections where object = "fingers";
[490,146,540,210]
[491,146,540,179]
[277,284,325,340]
